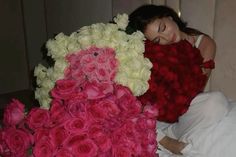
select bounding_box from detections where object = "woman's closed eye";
[159,22,166,32]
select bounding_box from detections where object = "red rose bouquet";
[138,40,208,123]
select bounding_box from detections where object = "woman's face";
[144,17,182,45]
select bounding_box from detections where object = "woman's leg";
[157,91,229,155]
[169,91,229,139]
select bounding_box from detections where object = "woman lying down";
[128,5,235,157]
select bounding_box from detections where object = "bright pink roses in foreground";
[0,46,158,157]
[1,83,158,157]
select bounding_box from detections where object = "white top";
[194,34,204,48]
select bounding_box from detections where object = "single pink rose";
[0,129,11,157]
[92,132,112,152]
[140,150,158,157]
[71,139,98,157]
[103,117,122,132]
[96,151,112,157]
[54,148,73,157]
[141,130,157,145]
[0,130,4,154]
[83,82,113,100]
[34,128,50,142]
[80,53,94,65]
[63,134,99,156]
[0,144,2,155]
[115,85,142,117]
[71,69,86,84]
[63,133,88,148]
[50,79,78,100]
[33,137,54,157]
[97,99,120,118]
[66,99,89,118]
[112,145,131,157]
[119,121,137,140]
[88,124,104,138]
[3,99,25,127]
[111,128,127,145]
[3,127,33,157]
[26,108,50,130]
[146,142,158,155]
[135,115,156,131]
[50,99,71,126]
[82,62,96,73]
[143,104,159,119]
[95,67,109,81]
[50,126,69,148]
[64,117,88,134]
[88,102,108,121]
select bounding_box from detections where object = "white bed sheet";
[157,100,236,157]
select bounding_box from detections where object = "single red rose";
[202,59,215,69]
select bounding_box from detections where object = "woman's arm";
[198,35,216,77]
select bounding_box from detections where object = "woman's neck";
[180,32,196,46]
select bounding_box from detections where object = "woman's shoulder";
[198,34,216,61]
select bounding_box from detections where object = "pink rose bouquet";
[1,14,157,157]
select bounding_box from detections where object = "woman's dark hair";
[127,5,202,35]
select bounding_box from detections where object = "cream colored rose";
[113,13,129,30]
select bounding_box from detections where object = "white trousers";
[157,91,229,142]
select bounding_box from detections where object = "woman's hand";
[159,136,187,155]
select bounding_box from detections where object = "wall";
[212,0,236,100]
[45,0,112,38]
[180,0,216,92]
[0,0,112,94]
[181,0,236,100]
[1,0,236,100]
[0,0,30,94]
